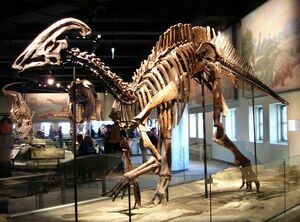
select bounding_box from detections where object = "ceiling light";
[56,83,61,88]
[67,85,71,89]
[111,47,115,59]
[105,90,108,96]
[47,78,55,85]
[38,84,41,87]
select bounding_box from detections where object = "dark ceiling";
[0,0,266,93]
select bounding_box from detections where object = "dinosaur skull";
[12,18,91,72]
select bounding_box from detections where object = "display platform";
[11,162,300,222]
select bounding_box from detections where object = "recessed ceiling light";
[47,78,55,85]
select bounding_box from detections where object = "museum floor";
[7,156,300,222]
[10,162,300,222]
[6,158,231,217]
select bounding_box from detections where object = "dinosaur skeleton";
[2,83,34,143]
[12,18,288,206]
[68,78,102,123]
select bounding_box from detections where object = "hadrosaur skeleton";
[2,82,34,142]
[12,18,288,206]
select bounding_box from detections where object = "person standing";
[0,117,13,177]
[57,126,63,148]
[149,127,158,147]
[0,117,14,220]
[49,125,55,141]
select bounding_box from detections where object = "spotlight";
[56,83,61,88]
[111,47,115,59]
[38,84,41,87]
[105,90,108,96]
[43,85,46,87]
[47,78,55,85]
[67,85,71,89]
[97,34,101,39]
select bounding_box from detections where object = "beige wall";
[189,89,299,164]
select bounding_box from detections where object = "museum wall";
[208,0,300,164]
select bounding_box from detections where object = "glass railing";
[208,156,300,221]
[2,155,300,221]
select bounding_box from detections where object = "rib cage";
[70,22,288,128]
[118,23,197,129]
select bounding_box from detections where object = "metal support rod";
[209,175,212,222]
[72,66,78,222]
[128,183,132,222]
[251,85,258,174]
[201,74,208,199]
[283,159,286,214]
[166,187,169,202]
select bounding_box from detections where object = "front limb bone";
[139,124,161,162]
[129,81,178,128]
[106,157,161,201]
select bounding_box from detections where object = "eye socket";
[49,57,58,63]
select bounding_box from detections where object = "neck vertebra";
[69,48,137,105]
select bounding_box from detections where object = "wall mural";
[25,92,112,121]
[241,0,300,93]
[25,93,69,121]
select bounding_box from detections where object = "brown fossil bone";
[12,18,289,206]
[107,100,142,208]
[68,78,102,123]
[12,18,91,72]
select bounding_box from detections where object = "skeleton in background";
[2,82,34,143]
[12,18,288,206]
[68,78,102,123]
